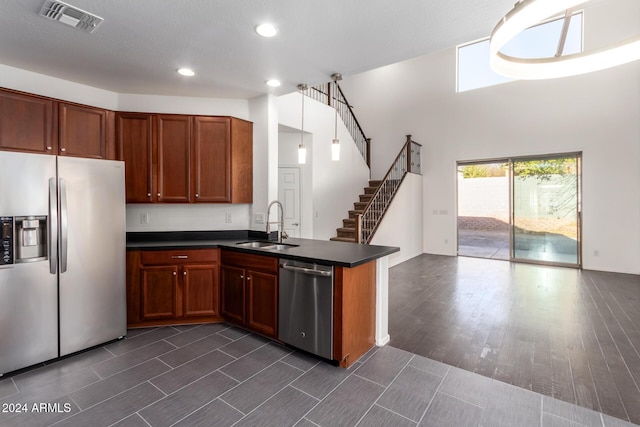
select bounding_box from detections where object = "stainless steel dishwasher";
[279,260,333,360]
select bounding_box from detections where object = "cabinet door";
[0,89,54,154]
[157,115,191,202]
[58,103,107,158]
[141,265,179,320]
[247,270,278,338]
[183,264,219,317]
[230,118,253,203]
[221,265,245,325]
[117,113,153,203]
[192,116,230,202]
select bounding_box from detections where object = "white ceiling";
[0,0,516,99]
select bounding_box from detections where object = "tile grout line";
[415,362,451,426]
[353,353,415,426]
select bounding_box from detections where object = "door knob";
[292,223,299,226]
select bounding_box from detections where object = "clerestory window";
[456,12,583,92]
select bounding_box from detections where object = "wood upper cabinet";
[58,102,109,159]
[126,249,221,326]
[117,113,153,203]
[157,115,191,202]
[0,89,54,154]
[192,116,253,203]
[117,113,251,204]
[220,251,278,338]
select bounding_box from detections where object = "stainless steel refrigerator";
[0,151,126,375]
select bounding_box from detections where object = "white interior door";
[278,167,301,238]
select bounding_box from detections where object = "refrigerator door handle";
[48,177,58,274]
[59,177,68,273]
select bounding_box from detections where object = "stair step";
[354,201,368,210]
[359,194,372,203]
[330,236,357,243]
[369,180,382,187]
[343,218,355,227]
[364,186,378,195]
[337,227,356,238]
[348,210,363,218]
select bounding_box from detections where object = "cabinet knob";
[240,275,244,279]
[157,193,161,197]
[46,146,53,151]
[147,193,151,197]
[183,271,187,276]
[195,193,199,198]
[247,277,251,281]
[173,271,177,276]
[60,147,66,152]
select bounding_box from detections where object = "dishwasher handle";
[281,263,332,277]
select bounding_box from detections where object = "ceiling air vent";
[39,0,103,33]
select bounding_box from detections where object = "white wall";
[0,63,118,110]
[341,1,640,274]
[277,93,371,240]
[371,173,423,267]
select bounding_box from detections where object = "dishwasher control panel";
[1,217,14,265]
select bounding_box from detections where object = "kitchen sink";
[264,243,298,250]
[236,241,274,248]
[235,241,298,250]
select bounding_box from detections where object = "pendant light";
[297,84,308,164]
[331,73,342,161]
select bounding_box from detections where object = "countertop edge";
[126,238,399,268]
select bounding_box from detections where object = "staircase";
[330,180,382,243]
[331,136,422,244]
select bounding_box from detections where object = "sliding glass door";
[512,154,581,265]
[457,153,581,267]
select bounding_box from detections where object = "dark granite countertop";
[127,231,399,268]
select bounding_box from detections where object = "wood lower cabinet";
[127,249,221,327]
[221,251,278,338]
[333,261,377,368]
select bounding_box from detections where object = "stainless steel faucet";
[266,200,288,243]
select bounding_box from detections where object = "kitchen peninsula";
[126,231,398,367]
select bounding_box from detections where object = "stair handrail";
[303,81,371,169]
[356,135,422,244]
[331,82,371,169]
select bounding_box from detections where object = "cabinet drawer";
[221,250,278,274]
[141,249,219,265]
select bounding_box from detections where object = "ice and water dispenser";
[0,216,48,266]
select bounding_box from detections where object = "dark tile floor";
[389,254,640,425]
[0,323,635,426]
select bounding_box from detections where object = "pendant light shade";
[297,84,308,164]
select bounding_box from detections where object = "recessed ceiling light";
[177,68,195,77]
[255,23,278,38]
[265,79,281,87]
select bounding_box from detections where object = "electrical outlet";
[140,213,149,224]
[255,213,265,224]
[593,249,599,257]
[225,212,232,223]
